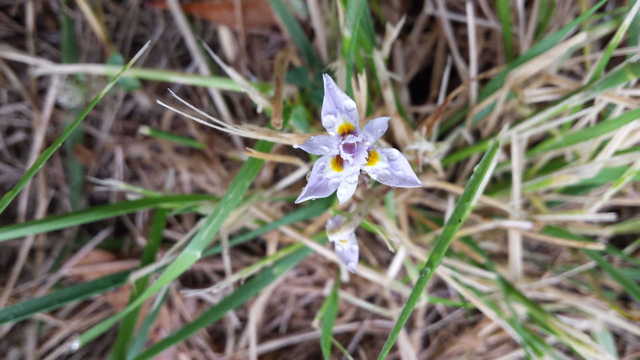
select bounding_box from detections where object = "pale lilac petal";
[335,237,359,272]
[363,117,390,145]
[336,170,360,204]
[326,215,359,272]
[295,155,343,203]
[295,135,340,155]
[321,74,360,136]
[363,148,422,188]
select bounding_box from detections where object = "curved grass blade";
[0,194,211,243]
[203,196,332,257]
[0,41,151,216]
[125,288,169,360]
[133,240,316,360]
[0,197,329,327]
[138,125,204,149]
[268,0,321,70]
[110,209,169,360]
[0,270,131,324]
[543,226,640,303]
[443,61,640,166]
[588,0,640,82]
[320,278,340,360]
[528,107,640,156]
[76,140,274,349]
[377,139,500,359]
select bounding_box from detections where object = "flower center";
[341,142,357,156]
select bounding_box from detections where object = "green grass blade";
[528,107,640,156]
[0,42,150,216]
[543,226,640,303]
[35,65,260,92]
[133,241,314,360]
[440,0,607,134]
[377,139,501,359]
[268,0,321,70]
[496,0,515,62]
[203,196,332,257]
[138,125,204,149]
[60,0,86,211]
[0,197,329,328]
[343,0,375,91]
[76,140,273,348]
[588,0,640,82]
[126,288,169,360]
[320,278,340,360]
[0,270,130,324]
[0,194,210,243]
[110,209,168,360]
[443,61,640,166]
[534,0,556,40]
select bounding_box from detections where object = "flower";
[326,215,359,272]
[295,74,422,204]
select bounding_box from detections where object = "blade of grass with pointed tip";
[110,209,168,360]
[528,107,640,156]
[138,126,204,149]
[0,270,131,324]
[496,0,515,62]
[76,140,273,348]
[377,139,501,359]
[0,41,150,216]
[0,194,211,243]
[268,0,321,71]
[320,278,340,360]
[343,0,375,93]
[588,0,640,82]
[133,239,318,360]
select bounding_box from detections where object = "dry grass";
[1,0,640,359]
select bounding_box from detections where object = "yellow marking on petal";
[329,156,344,172]
[338,239,349,245]
[366,149,380,167]
[337,122,356,136]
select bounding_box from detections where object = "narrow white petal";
[295,135,340,155]
[326,215,359,272]
[295,155,344,203]
[321,74,360,135]
[336,170,360,204]
[363,117,390,145]
[364,148,422,188]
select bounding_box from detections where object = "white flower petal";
[295,135,340,155]
[321,74,360,136]
[336,170,360,204]
[363,148,422,188]
[363,117,390,145]
[295,155,344,203]
[326,215,359,272]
